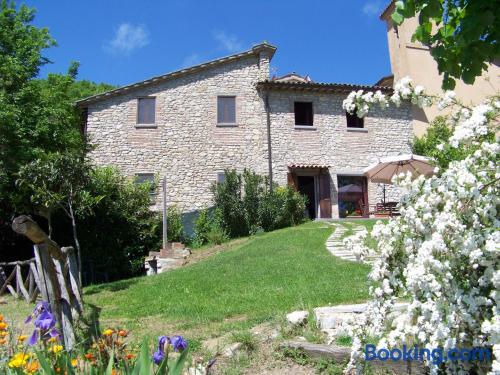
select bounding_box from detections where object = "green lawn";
[83,221,370,338]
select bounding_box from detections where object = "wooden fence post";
[12,216,82,351]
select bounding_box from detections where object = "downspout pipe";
[264,92,273,190]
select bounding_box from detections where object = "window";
[216,172,226,184]
[137,97,156,125]
[135,173,156,202]
[217,96,236,125]
[294,102,313,126]
[346,111,364,128]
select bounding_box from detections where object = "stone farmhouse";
[77,42,412,224]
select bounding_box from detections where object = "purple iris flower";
[152,350,165,365]
[171,335,187,352]
[28,330,38,346]
[158,335,169,351]
[25,301,51,324]
[25,301,59,346]
[34,311,56,331]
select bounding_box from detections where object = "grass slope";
[85,221,370,337]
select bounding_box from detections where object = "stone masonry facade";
[79,43,412,226]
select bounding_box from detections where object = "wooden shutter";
[287,172,297,190]
[318,173,332,218]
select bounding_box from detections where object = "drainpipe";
[264,92,273,190]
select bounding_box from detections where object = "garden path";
[325,223,374,264]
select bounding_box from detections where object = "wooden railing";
[0,258,40,303]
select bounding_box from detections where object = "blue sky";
[26,0,392,87]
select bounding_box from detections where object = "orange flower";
[0,338,7,345]
[0,314,3,321]
[25,361,40,374]
[0,322,8,330]
[125,353,135,360]
[17,335,27,342]
[118,330,128,337]
[84,353,95,361]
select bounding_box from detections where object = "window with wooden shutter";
[217,96,236,125]
[137,97,156,125]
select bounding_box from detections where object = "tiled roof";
[257,80,393,93]
[76,42,277,107]
[374,74,394,87]
[288,163,330,169]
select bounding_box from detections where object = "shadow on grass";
[84,277,138,296]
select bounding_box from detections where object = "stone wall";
[266,91,413,217]
[86,53,270,222]
[86,49,413,225]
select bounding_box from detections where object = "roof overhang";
[257,80,393,94]
[76,42,277,107]
[288,163,330,169]
[380,1,395,21]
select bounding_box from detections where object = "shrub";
[75,167,161,282]
[211,170,247,237]
[412,115,471,169]
[259,186,306,232]
[212,169,306,237]
[242,170,265,233]
[193,208,227,246]
[206,225,228,245]
[166,205,184,242]
[342,77,499,373]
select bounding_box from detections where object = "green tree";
[412,116,469,169]
[391,0,500,89]
[17,151,101,282]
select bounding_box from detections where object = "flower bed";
[0,303,193,374]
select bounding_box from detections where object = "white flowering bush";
[342,77,499,374]
[342,229,372,263]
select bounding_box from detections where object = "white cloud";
[182,53,202,68]
[362,1,383,16]
[105,23,149,55]
[212,30,243,53]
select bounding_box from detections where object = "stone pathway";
[325,223,374,263]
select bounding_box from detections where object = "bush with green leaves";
[74,167,161,281]
[412,115,471,170]
[211,169,306,238]
[192,208,227,246]
[211,170,247,238]
[165,205,184,243]
[258,186,306,232]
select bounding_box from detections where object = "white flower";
[343,89,499,374]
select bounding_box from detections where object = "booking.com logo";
[365,344,492,365]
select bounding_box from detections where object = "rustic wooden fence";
[11,215,83,351]
[0,258,40,302]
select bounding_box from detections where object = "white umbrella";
[363,154,435,184]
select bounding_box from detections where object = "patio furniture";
[363,154,435,214]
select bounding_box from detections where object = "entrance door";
[297,176,316,219]
[337,175,368,218]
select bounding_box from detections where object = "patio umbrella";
[338,184,363,193]
[363,154,435,203]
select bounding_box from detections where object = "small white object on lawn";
[286,310,309,325]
